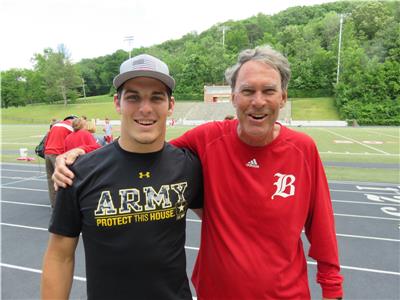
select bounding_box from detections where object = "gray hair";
[225,45,291,92]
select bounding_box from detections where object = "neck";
[118,135,164,153]
[237,123,281,147]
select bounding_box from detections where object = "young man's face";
[232,60,287,146]
[115,77,174,152]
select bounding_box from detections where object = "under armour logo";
[271,173,295,199]
[138,171,151,179]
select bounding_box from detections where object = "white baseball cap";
[113,54,175,92]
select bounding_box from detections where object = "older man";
[53,46,343,299]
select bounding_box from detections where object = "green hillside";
[1,96,341,124]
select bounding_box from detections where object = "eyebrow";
[238,84,278,89]
[124,89,166,96]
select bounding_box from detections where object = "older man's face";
[232,60,287,146]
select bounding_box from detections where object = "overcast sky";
[1,0,335,71]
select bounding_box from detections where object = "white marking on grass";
[361,129,399,139]
[1,142,37,145]
[319,128,390,155]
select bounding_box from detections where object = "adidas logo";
[246,159,259,168]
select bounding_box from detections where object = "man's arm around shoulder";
[41,233,78,299]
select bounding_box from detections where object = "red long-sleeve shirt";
[64,129,100,153]
[44,120,74,155]
[171,120,343,299]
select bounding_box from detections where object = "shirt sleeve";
[79,143,100,153]
[304,145,344,298]
[83,132,101,152]
[49,174,82,237]
[186,150,204,209]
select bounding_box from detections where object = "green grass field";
[291,97,340,120]
[1,124,399,183]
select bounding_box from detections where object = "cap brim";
[113,70,175,91]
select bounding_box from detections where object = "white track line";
[331,189,399,195]
[1,201,51,208]
[1,176,47,182]
[1,168,45,173]
[334,213,399,221]
[2,260,399,277]
[336,233,399,242]
[319,128,390,155]
[306,261,400,276]
[332,200,400,207]
[320,151,398,156]
[1,186,47,192]
[0,263,86,281]
[1,222,48,231]
[2,222,398,243]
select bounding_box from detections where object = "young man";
[41,54,203,300]
[53,46,343,299]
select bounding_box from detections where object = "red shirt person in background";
[64,117,101,153]
[44,115,77,207]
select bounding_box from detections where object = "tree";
[33,45,81,106]
[1,69,27,108]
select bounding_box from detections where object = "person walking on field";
[103,117,113,143]
[53,45,344,299]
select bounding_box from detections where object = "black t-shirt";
[49,141,203,300]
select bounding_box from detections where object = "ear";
[279,90,288,109]
[168,96,175,116]
[114,94,121,114]
[231,93,237,108]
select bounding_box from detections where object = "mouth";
[248,113,268,120]
[135,120,156,126]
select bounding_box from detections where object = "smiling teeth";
[137,120,155,125]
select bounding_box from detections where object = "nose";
[138,99,152,114]
[252,91,266,108]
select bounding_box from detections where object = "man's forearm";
[41,254,75,299]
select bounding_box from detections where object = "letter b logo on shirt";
[271,173,296,199]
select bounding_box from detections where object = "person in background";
[52,45,344,299]
[86,118,106,146]
[64,117,100,153]
[103,117,113,143]
[44,115,77,207]
[223,114,235,120]
[41,54,203,300]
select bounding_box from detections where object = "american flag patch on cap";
[131,58,156,71]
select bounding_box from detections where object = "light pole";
[124,35,134,59]
[220,26,230,49]
[81,77,86,100]
[336,13,350,85]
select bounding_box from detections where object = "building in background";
[204,85,231,103]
